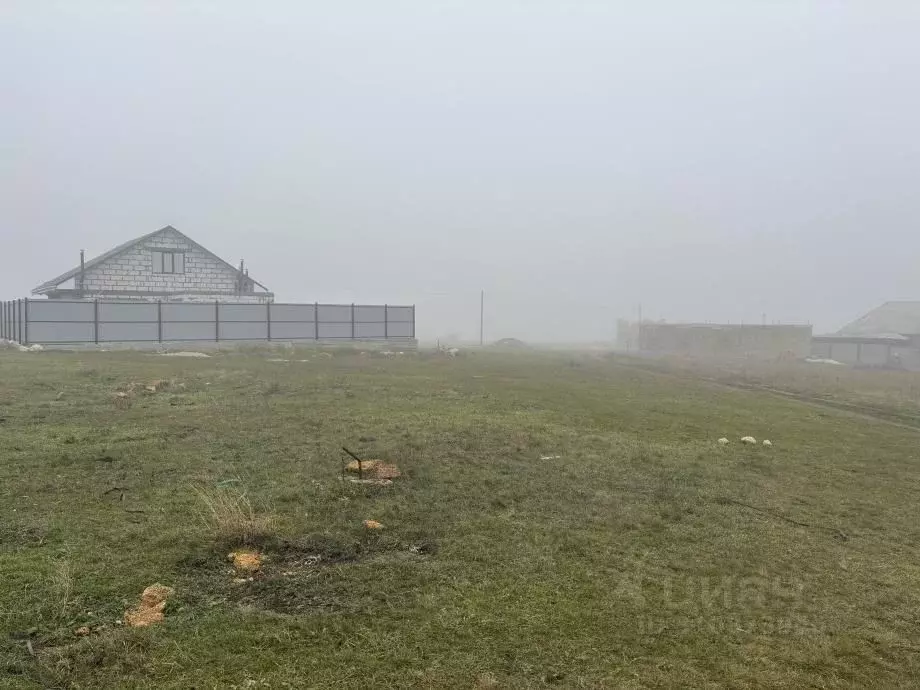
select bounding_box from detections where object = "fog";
[3,2,920,342]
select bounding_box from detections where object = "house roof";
[32,226,269,295]
[837,301,920,338]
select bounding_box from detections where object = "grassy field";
[619,354,920,427]
[1,347,919,688]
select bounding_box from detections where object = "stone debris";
[124,583,173,627]
[74,626,91,637]
[717,438,730,446]
[363,519,383,530]
[740,436,757,445]
[2,340,42,352]
[762,439,773,447]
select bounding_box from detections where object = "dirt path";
[610,358,920,435]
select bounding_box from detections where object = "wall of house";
[78,228,268,303]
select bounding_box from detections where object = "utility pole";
[637,303,643,351]
[480,290,484,347]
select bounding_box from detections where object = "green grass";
[622,354,920,426]
[1,348,919,688]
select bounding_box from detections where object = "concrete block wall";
[637,323,813,359]
[79,227,267,303]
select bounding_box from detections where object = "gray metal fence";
[0,299,415,345]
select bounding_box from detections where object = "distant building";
[812,302,920,368]
[32,225,273,303]
[618,321,812,359]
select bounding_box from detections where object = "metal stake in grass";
[342,446,364,479]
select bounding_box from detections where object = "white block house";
[32,226,273,303]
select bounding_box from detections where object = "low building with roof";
[812,302,920,368]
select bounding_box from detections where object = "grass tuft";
[50,559,75,623]
[194,486,277,547]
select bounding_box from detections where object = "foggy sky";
[3,2,920,342]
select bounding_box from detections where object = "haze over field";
[3,2,920,341]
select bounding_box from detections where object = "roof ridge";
[32,226,268,294]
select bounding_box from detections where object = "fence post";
[157,301,163,343]
[351,303,355,340]
[411,304,416,339]
[18,299,23,344]
[94,300,99,345]
[215,300,220,342]
[266,301,272,341]
[314,302,319,341]
[384,304,388,340]
[23,298,29,346]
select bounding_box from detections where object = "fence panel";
[98,302,158,323]
[317,305,352,323]
[219,304,266,322]
[268,322,316,340]
[218,321,269,340]
[271,304,316,322]
[29,300,95,322]
[6,298,415,345]
[161,303,215,322]
[28,322,96,343]
[355,322,386,338]
[354,305,385,323]
[385,321,414,338]
[99,322,159,342]
[386,306,414,323]
[317,323,353,339]
[161,321,217,341]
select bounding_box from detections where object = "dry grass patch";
[194,486,277,546]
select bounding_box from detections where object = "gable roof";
[32,225,269,295]
[837,301,920,337]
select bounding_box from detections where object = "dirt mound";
[492,337,529,349]
[229,550,262,573]
[345,460,401,480]
[124,583,173,627]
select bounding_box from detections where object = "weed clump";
[194,486,276,547]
